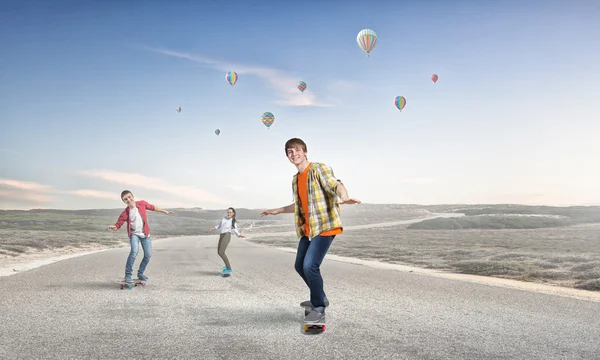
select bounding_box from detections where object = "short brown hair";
[285,138,307,155]
[120,190,133,199]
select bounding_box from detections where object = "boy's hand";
[260,209,279,216]
[239,235,246,238]
[339,196,361,205]
[163,210,174,215]
[107,225,117,231]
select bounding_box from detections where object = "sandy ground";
[0,245,118,277]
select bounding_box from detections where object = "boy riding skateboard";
[260,138,361,325]
[107,190,174,283]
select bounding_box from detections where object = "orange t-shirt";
[297,163,342,238]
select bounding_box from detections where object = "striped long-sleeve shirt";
[292,162,344,240]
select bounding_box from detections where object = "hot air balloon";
[394,96,406,111]
[176,106,181,113]
[431,74,438,83]
[261,112,274,129]
[357,29,378,56]
[226,71,238,86]
[298,81,307,93]
[215,129,220,136]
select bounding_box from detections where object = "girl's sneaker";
[222,269,232,275]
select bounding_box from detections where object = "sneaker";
[138,274,149,281]
[222,269,232,275]
[300,299,330,307]
[124,275,133,283]
[304,310,325,324]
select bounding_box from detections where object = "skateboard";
[302,305,326,332]
[119,279,146,290]
[303,319,326,332]
[221,273,231,278]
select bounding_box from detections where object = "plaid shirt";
[292,162,343,239]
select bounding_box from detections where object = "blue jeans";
[294,235,335,313]
[125,234,152,278]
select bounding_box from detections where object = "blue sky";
[1,0,599,210]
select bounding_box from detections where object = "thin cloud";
[0,178,53,192]
[146,47,335,107]
[76,169,230,205]
[0,178,54,204]
[0,190,53,203]
[64,189,116,200]
[65,189,199,208]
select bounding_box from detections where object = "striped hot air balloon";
[357,29,378,56]
[226,71,238,86]
[394,96,406,112]
[297,81,307,93]
[261,112,274,129]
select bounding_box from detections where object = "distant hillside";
[407,205,600,230]
[0,203,431,235]
[3,204,599,233]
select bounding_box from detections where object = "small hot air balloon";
[226,71,238,86]
[298,81,307,93]
[357,29,378,56]
[431,74,438,83]
[215,129,220,136]
[261,112,275,129]
[394,96,406,111]
[176,106,181,113]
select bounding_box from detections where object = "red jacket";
[114,200,156,238]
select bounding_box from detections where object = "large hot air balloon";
[226,71,238,86]
[298,81,307,93]
[261,112,274,129]
[394,96,406,111]
[356,29,378,56]
[176,106,181,113]
[215,129,220,136]
[431,74,438,83]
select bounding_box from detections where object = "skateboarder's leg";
[294,236,310,286]
[217,233,232,270]
[125,235,140,282]
[137,236,152,278]
[302,235,334,314]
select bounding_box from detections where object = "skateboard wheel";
[304,325,309,332]
[120,284,123,289]
[322,325,326,331]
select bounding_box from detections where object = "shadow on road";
[197,270,222,277]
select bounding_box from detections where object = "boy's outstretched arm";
[142,201,174,215]
[336,184,361,205]
[154,206,174,215]
[260,203,295,216]
[107,210,128,231]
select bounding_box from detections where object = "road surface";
[1,224,599,359]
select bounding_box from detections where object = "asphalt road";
[1,231,600,359]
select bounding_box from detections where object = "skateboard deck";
[221,273,231,277]
[303,319,326,332]
[119,279,146,290]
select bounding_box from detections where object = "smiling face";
[226,208,235,218]
[286,145,308,167]
[121,191,136,208]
